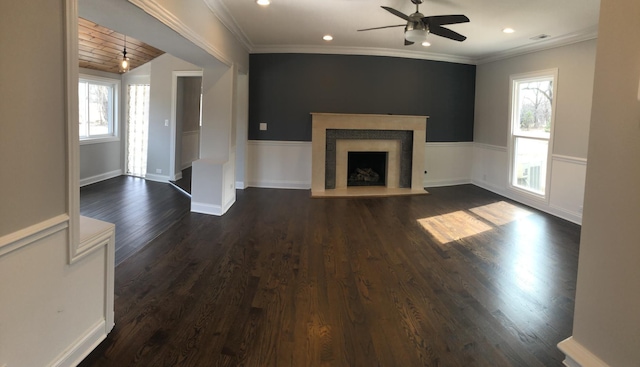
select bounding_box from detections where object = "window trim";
[78,74,121,144]
[507,68,559,202]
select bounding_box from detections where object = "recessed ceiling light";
[256,0,270,6]
[421,41,431,47]
[323,35,333,41]
[503,28,515,34]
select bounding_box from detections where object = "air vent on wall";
[530,34,551,40]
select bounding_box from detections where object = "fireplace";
[348,152,387,186]
[311,113,428,197]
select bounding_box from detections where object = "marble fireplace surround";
[311,113,428,197]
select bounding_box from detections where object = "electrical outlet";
[164,119,169,127]
[259,122,267,131]
[155,169,162,174]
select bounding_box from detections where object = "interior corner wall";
[474,39,596,157]
[472,40,597,223]
[248,53,476,142]
[567,0,640,365]
[147,53,200,180]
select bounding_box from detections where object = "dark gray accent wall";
[248,53,476,142]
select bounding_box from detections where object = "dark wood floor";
[80,175,191,265]
[79,184,580,367]
[171,166,192,195]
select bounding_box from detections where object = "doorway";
[170,71,203,185]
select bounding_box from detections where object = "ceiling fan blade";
[429,24,467,41]
[404,39,415,46]
[425,14,470,26]
[381,6,410,21]
[358,24,406,32]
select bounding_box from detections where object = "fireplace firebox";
[347,152,387,186]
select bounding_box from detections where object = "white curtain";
[126,84,150,177]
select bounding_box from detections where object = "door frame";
[170,70,203,181]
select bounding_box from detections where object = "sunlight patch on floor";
[469,201,532,226]
[417,201,532,245]
[417,210,493,244]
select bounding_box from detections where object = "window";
[79,75,119,142]
[509,69,557,198]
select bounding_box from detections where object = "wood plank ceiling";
[79,18,164,74]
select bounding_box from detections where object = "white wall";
[235,73,249,188]
[0,2,114,366]
[559,0,640,365]
[472,40,597,223]
[146,54,200,182]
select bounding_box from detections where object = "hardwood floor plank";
[80,175,191,265]
[79,184,579,367]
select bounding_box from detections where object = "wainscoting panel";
[0,216,114,367]
[246,140,312,189]
[423,142,474,187]
[181,130,200,169]
[549,155,587,222]
[470,143,509,193]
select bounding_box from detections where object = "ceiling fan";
[358,0,470,45]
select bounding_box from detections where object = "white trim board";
[558,337,611,367]
[128,0,236,68]
[145,173,171,183]
[50,320,109,367]
[0,214,69,258]
[80,169,123,187]
[191,196,235,216]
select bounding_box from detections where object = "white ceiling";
[205,0,600,64]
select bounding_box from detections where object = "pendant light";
[119,35,130,73]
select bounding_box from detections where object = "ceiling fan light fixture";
[256,0,270,6]
[405,29,429,43]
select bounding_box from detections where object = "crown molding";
[128,0,233,67]
[251,45,476,65]
[137,0,597,67]
[203,0,253,52]
[475,26,598,65]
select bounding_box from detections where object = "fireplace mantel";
[311,113,428,197]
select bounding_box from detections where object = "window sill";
[80,137,120,145]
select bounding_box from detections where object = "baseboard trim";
[558,337,610,367]
[424,178,472,188]
[145,173,170,183]
[79,169,122,187]
[235,181,246,189]
[247,180,311,190]
[50,319,109,367]
[191,202,221,216]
